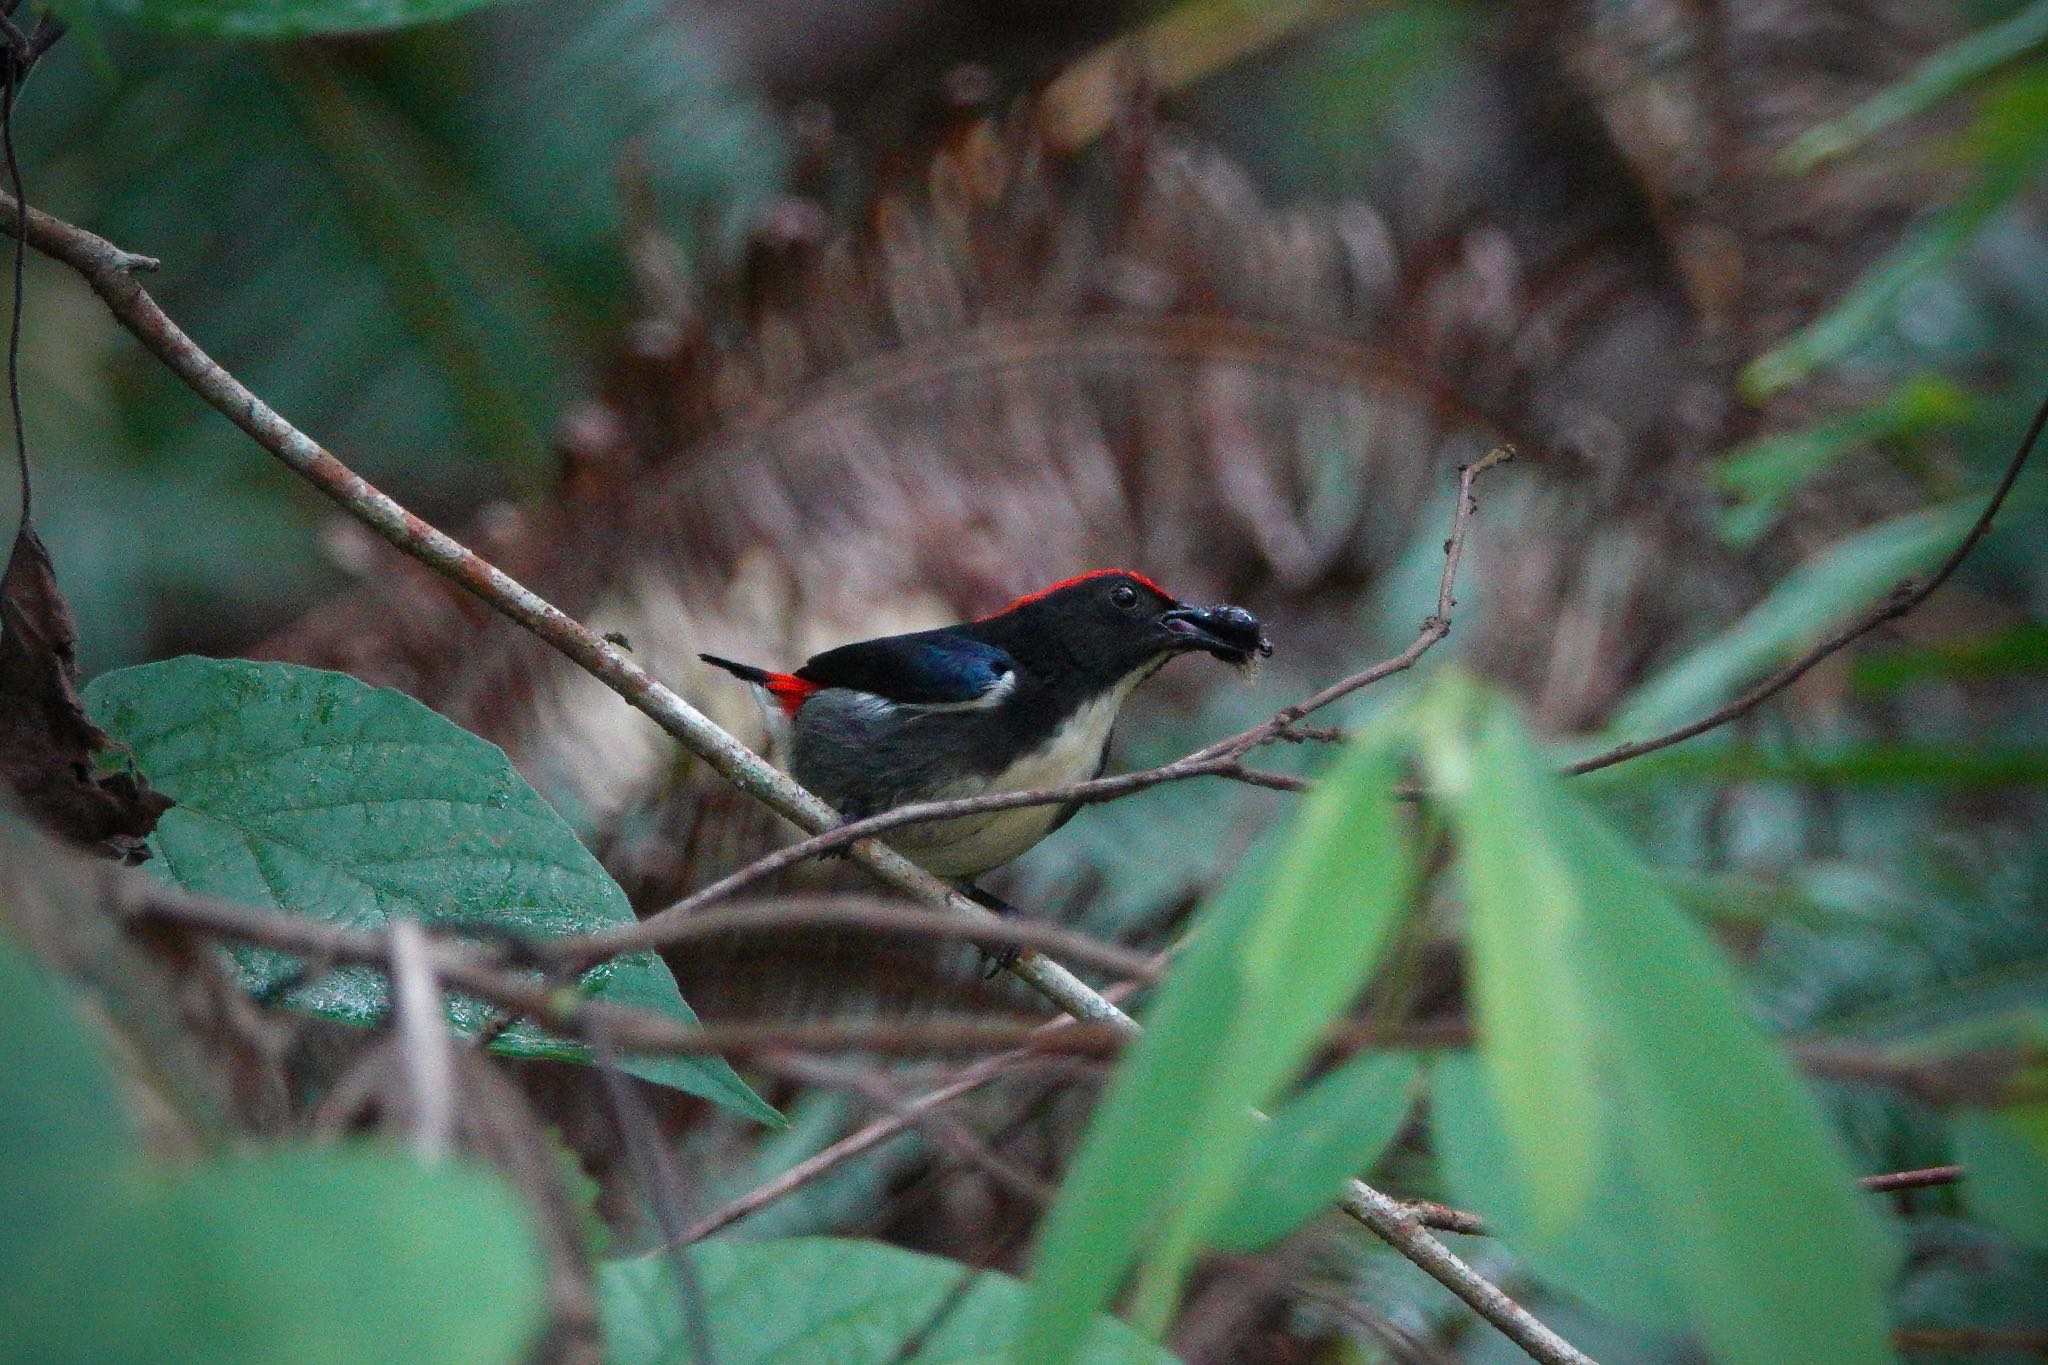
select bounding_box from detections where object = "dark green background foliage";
[5,0,2048,1362]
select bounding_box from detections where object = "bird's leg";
[820,798,875,861]
[953,879,1023,977]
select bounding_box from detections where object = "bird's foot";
[820,805,873,861]
[954,880,1022,978]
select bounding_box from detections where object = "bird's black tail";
[699,653,772,686]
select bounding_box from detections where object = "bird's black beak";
[1160,603,1273,666]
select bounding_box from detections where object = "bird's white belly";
[887,684,1135,878]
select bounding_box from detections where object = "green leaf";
[602,1237,1181,1365]
[0,940,131,1248]
[84,657,777,1123]
[1747,72,2048,397]
[1433,1053,1689,1331]
[0,939,549,1364]
[52,0,521,38]
[7,1147,548,1363]
[1710,376,1972,546]
[1205,1049,1420,1253]
[1778,0,2048,172]
[1562,815,1895,1363]
[1853,624,2048,693]
[1582,741,2048,792]
[1016,730,1413,1362]
[1423,685,1604,1235]
[1425,681,1897,1365]
[1606,497,1979,737]
[1953,1104,2048,1246]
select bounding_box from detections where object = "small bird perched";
[702,570,1271,891]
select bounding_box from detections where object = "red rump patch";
[763,672,821,718]
[995,569,1169,615]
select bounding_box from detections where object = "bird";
[700,569,1271,900]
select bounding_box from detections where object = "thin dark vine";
[4,56,27,524]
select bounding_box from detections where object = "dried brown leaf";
[0,523,172,862]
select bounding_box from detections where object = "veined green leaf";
[84,657,778,1124]
[602,1238,1182,1365]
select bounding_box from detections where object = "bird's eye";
[1110,584,1139,609]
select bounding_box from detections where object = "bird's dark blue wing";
[796,629,1017,706]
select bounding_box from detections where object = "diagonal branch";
[1,193,1589,1363]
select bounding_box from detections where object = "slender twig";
[388,918,454,1164]
[678,980,1147,1245]
[6,197,1583,1363]
[1893,1326,2048,1355]
[589,1021,718,1365]
[1858,1164,1964,1195]
[758,1053,1053,1208]
[4,57,28,522]
[552,894,1159,983]
[127,880,1968,1257]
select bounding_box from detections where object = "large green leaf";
[1432,1053,1688,1331]
[0,938,548,1364]
[8,1148,549,1364]
[1424,690,1603,1235]
[56,0,520,39]
[0,939,132,1248]
[1561,813,1897,1364]
[84,657,777,1123]
[1426,682,1898,1365]
[602,1238,1182,1365]
[1015,729,1413,1362]
[1205,1048,1420,1254]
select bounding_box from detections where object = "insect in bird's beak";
[1159,603,1273,670]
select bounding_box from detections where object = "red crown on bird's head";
[991,569,1167,616]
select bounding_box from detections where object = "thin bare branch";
[553,894,1159,983]
[388,918,454,1164]
[679,975,1153,1245]
[1859,1164,1964,1195]
[759,1053,1053,1209]
[588,1021,718,1365]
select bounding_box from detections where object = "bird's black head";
[979,569,1272,686]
